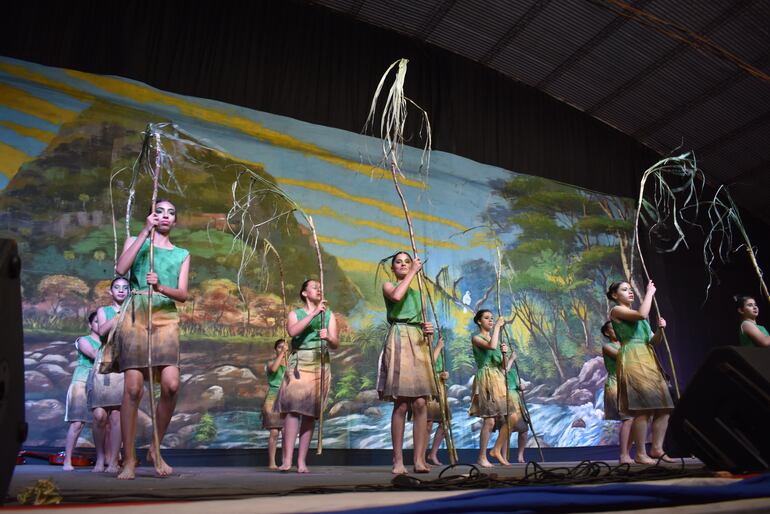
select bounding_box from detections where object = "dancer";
[736,295,770,347]
[468,309,507,468]
[114,200,190,479]
[608,280,674,464]
[600,321,633,464]
[377,252,437,474]
[491,343,528,465]
[63,312,101,471]
[426,337,449,466]
[263,338,288,469]
[89,277,130,473]
[276,280,338,473]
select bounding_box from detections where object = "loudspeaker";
[664,346,770,473]
[0,239,26,504]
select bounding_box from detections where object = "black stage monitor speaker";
[665,346,770,473]
[0,239,25,504]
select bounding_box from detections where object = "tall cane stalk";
[305,215,327,455]
[146,131,162,468]
[367,58,456,464]
[631,153,701,400]
[495,247,512,461]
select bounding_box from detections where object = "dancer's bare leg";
[648,412,676,462]
[477,417,495,467]
[391,399,409,474]
[268,428,280,469]
[106,409,122,473]
[427,423,445,466]
[146,366,179,477]
[92,408,108,472]
[632,414,655,465]
[296,416,315,473]
[517,431,527,463]
[63,421,85,471]
[490,418,511,466]
[619,418,634,464]
[118,369,144,479]
[279,413,299,471]
[412,397,430,473]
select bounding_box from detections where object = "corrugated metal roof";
[310,0,770,223]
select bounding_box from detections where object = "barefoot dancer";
[735,295,770,347]
[263,338,288,469]
[426,337,449,467]
[114,200,190,479]
[600,321,634,464]
[608,280,674,465]
[377,252,437,475]
[89,277,130,473]
[276,280,338,473]
[491,342,529,465]
[469,310,508,468]
[63,312,101,471]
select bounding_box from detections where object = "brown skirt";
[87,369,124,409]
[377,323,437,401]
[468,367,509,420]
[274,349,330,418]
[427,384,452,422]
[495,389,528,432]
[603,375,627,421]
[65,380,90,422]
[617,341,674,415]
[113,294,180,371]
[262,388,283,429]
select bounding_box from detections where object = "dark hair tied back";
[606,281,625,302]
[734,294,754,309]
[474,309,492,325]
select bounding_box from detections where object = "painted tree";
[37,274,89,316]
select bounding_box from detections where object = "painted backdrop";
[1,57,638,449]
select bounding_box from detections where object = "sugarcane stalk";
[390,158,456,465]
[146,131,162,468]
[306,215,327,455]
[495,247,512,461]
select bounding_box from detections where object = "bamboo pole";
[146,130,162,468]
[495,248,512,461]
[306,215,327,455]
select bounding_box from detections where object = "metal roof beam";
[479,0,552,65]
[419,0,458,38]
[697,110,770,156]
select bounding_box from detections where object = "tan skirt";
[114,294,180,371]
[377,323,437,401]
[495,389,528,432]
[262,388,283,429]
[603,375,623,421]
[65,380,90,422]
[427,384,452,422]
[617,341,674,414]
[274,349,330,418]
[469,367,509,420]
[87,369,124,409]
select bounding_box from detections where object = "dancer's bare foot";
[649,450,677,463]
[489,449,510,466]
[413,465,430,474]
[297,464,309,473]
[634,454,656,465]
[92,461,106,473]
[154,455,173,477]
[619,455,634,465]
[106,461,120,474]
[117,460,137,480]
[392,463,407,475]
[477,458,494,468]
[278,463,292,472]
[62,463,74,472]
[517,456,525,464]
[427,454,443,466]
[269,464,279,470]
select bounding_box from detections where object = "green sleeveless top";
[291,307,331,351]
[265,359,286,390]
[602,341,620,376]
[472,333,503,369]
[130,239,189,309]
[385,284,423,324]
[434,352,445,373]
[739,321,769,347]
[72,335,100,382]
[610,316,652,345]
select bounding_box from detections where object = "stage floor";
[3,459,770,514]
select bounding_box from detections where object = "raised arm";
[320,312,339,350]
[268,346,288,373]
[76,337,98,360]
[95,306,118,337]
[287,303,326,337]
[741,321,770,347]
[382,258,423,303]
[601,343,619,359]
[116,212,159,275]
[472,318,505,350]
[148,254,190,303]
